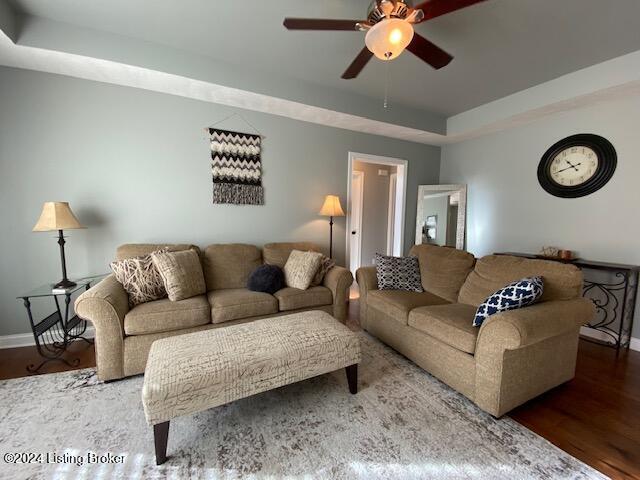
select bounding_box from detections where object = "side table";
[16,275,106,373]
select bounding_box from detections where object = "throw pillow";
[247,264,285,294]
[284,250,324,290]
[110,250,167,307]
[151,249,206,302]
[375,253,423,292]
[473,276,544,327]
[311,255,336,286]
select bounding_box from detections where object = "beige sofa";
[356,244,595,417]
[75,242,353,381]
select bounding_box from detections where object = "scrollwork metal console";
[497,253,638,351]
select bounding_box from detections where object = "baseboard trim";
[0,327,95,349]
[580,327,640,352]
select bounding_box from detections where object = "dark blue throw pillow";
[472,276,544,327]
[247,265,285,294]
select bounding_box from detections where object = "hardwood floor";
[510,339,640,479]
[1,300,638,479]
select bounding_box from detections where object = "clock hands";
[564,160,580,171]
[555,162,582,174]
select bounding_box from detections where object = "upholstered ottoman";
[142,310,361,464]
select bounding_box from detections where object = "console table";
[16,275,106,373]
[496,253,638,351]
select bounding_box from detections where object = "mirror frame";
[415,184,467,250]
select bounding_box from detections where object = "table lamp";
[319,195,345,258]
[33,202,86,289]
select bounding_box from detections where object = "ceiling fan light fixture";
[365,18,414,61]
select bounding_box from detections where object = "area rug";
[0,333,607,479]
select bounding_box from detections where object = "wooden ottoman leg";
[345,364,358,394]
[153,421,170,465]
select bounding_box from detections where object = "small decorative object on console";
[473,276,544,327]
[375,253,423,292]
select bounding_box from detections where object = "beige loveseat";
[75,242,353,381]
[357,244,595,417]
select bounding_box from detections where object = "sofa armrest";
[323,265,353,323]
[476,298,595,352]
[74,275,129,381]
[355,266,377,328]
[474,298,595,416]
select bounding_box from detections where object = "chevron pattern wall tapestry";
[209,128,264,205]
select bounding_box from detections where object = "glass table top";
[17,274,109,299]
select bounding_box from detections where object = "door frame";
[346,152,408,272]
[387,172,398,255]
[349,170,365,275]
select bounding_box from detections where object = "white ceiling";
[7,0,640,116]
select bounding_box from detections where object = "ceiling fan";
[283,0,487,79]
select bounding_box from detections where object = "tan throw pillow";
[151,249,206,301]
[110,250,167,307]
[311,255,335,286]
[284,250,324,290]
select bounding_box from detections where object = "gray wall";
[441,95,640,339]
[353,162,395,267]
[0,66,441,336]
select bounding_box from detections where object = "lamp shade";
[33,202,85,232]
[365,18,414,61]
[319,195,345,217]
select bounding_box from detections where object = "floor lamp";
[33,202,86,289]
[319,195,345,259]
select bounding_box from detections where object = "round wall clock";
[537,134,617,198]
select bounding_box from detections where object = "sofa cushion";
[208,288,278,324]
[124,295,210,336]
[375,254,423,292]
[408,304,479,354]
[284,250,324,290]
[203,244,262,290]
[274,286,333,311]
[110,250,167,307]
[458,255,583,306]
[116,243,200,261]
[152,249,206,301]
[367,289,449,324]
[473,276,544,327]
[409,244,476,302]
[311,255,335,287]
[247,265,285,294]
[263,242,320,268]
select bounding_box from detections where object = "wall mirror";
[415,184,467,250]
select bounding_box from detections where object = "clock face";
[549,146,599,187]
[537,134,617,198]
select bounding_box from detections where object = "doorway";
[346,152,408,276]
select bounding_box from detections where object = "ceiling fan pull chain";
[384,53,391,109]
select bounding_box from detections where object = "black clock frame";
[537,133,617,198]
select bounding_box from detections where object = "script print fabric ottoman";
[142,310,361,464]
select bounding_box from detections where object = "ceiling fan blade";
[283,18,362,31]
[342,47,374,79]
[406,33,453,69]
[412,0,488,22]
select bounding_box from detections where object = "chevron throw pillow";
[375,253,423,292]
[472,276,544,327]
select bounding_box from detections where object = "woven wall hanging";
[209,128,264,205]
